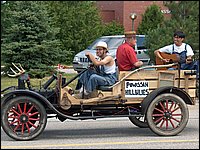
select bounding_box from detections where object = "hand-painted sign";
[125,81,149,98]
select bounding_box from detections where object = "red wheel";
[1,96,47,140]
[146,93,189,136]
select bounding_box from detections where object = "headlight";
[73,56,79,62]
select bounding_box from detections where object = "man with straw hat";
[74,41,118,99]
[116,31,143,71]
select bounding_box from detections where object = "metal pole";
[132,19,134,31]
[130,13,137,31]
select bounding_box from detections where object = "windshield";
[87,37,124,50]
[136,36,146,49]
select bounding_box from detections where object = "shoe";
[79,86,83,93]
[80,86,89,95]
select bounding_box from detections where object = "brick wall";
[97,1,124,24]
[96,1,171,32]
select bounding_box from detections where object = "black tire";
[1,96,47,141]
[146,93,189,136]
[129,116,148,128]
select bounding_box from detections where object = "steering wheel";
[86,54,100,73]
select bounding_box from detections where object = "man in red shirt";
[116,31,143,71]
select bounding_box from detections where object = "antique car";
[1,59,197,141]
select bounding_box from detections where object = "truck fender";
[1,90,53,108]
[141,86,193,115]
[1,89,80,120]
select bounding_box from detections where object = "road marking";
[1,139,198,149]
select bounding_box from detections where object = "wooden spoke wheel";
[146,93,189,136]
[1,96,47,141]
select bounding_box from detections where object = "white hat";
[96,41,108,50]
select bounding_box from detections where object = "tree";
[145,1,199,63]
[1,1,61,77]
[47,1,104,64]
[137,4,164,35]
[165,1,199,50]
[101,20,124,36]
[47,1,125,64]
[1,1,125,78]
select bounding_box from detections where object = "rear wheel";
[129,116,148,128]
[1,96,47,141]
[146,93,189,136]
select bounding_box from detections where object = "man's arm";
[85,52,111,66]
[185,44,194,64]
[154,49,164,60]
[154,49,170,63]
[134,61,143,67]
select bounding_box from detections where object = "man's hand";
[85,51,92,62]
[85,52,91,60]
[161,58,170,63]
[88,64,95,70]
[85,51,90,56]
[186,58,193,64]
[134,60,143,67]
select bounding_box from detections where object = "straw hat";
[124,31,136,38]
[96,41,108,50]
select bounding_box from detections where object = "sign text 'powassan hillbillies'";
[125,81,149,98]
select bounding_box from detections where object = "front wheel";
[146,93,189,136]
[1,96,47,141]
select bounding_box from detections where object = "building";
[96,1,171,32]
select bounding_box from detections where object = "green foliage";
[145,1,199,63]
[102,21,124,36]
[1,1,62,77]
[145,27,175,63]
[28,66,56,79]
[47,1,104,64]
[1,1,125,78]
[47,1,125,64]
[167,1,199,50]
[137,4,164,35]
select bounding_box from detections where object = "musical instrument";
[155,52,179,70]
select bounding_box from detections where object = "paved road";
[1,102,199,149]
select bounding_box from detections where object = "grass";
[1,73,78,91]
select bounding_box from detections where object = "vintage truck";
[1,61,198,141]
